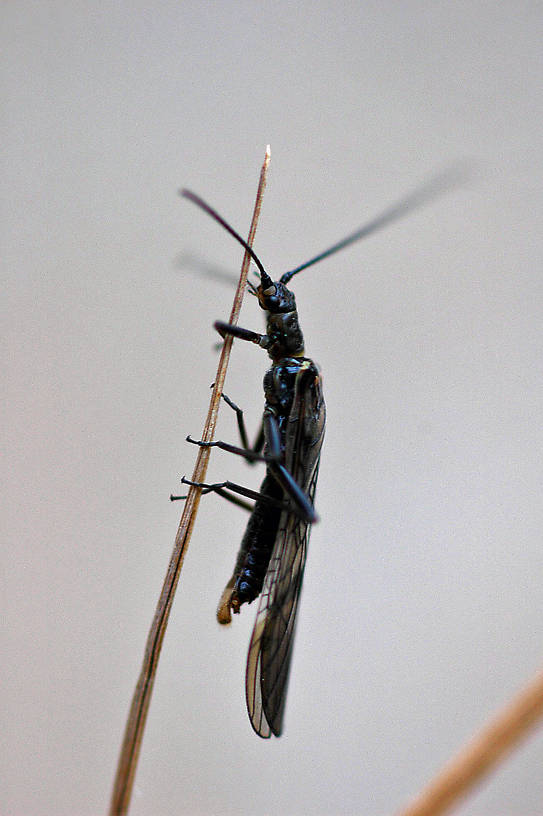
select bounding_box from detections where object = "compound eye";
[262,284,276,296]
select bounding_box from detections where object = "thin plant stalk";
[395,664,543,816]
[109,146,271,816]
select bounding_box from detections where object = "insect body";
[177,174,450,737]
[178,190,325,737]
[215,291,325,737]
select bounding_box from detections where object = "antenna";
[280,165,467,284]
[180,189,273,287]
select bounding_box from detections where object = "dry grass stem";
[395,664,543,816]
[109,146,271,816]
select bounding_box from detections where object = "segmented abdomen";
[232,474,283,605]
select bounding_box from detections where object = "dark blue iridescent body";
[230,279,311,608]
[178,176,446,737]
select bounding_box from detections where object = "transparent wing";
[246,364,325,737]
[246,465,319,737]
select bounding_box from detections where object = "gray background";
[3,2,542,815]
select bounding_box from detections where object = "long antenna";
[180,189,273,286]
[280,165,467,284]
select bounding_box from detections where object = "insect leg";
[185,434,278,464]
[178,476,292,512]
[214,320,270,349]
[170,487,254,513]
[267,462,318,524]
[209,383,265,457]
[263,411,319,524]
[219,391,265,456]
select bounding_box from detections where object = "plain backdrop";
[3,2,543,815]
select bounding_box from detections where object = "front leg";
[214,320,270,349]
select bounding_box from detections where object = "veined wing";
[246,362,325,737]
